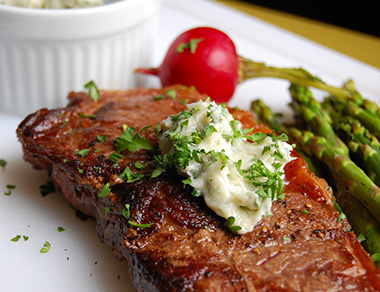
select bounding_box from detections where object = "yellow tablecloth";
[216,0,380,70]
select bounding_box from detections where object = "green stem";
[240,57,354,99]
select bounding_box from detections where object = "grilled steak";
[17,86,380,291]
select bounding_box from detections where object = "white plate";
[1,0,379,291]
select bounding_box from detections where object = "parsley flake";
[79,113,97,119]
[122,204,153,228]
[225,217,242,234]
[11,235,21,242]
[84,80,101,102]
[76,148,91,157]
[122,204,131,219]
[356,233,366,242]
[109,152,122,164]
[40,241,51,253]
[120,166,144,183]
[115,126,156,153]
[4,184,15,196]
[176,38,203,54]
[97,135,107,143]
[153,95,165,101]
[330,188,346,223]
[128,221,154,229]
[97,182,111,198]
[166,89,176,99]
[0,159,7,171]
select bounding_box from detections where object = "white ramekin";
[0,0,162,116]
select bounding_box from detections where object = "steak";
[17,86,380,291]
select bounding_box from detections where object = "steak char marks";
[17,86,380,291]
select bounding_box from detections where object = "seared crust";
[17,86,380,291]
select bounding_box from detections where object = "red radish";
[135,27,240,103]
[135,27,353,103]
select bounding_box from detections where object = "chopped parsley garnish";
[122,203,153,229]
[77,168,84,174]
[128,221,154,229]
[177,38,203,54]
[356,233,366,242]
[84,80,101,102]
[101,100,292,235]
[97,135,107,143]
[122,203,131,219]
[153,95,165,101]
[235,158,285,201]
[166,89,176,99]
[97,182,111,197]
[10,235,28,242]
[76,148,91,157]
[0,159,7,171]
[225,217,242,234]
[330,188,346,223]
[109,152,122,164]
[79,113,97,119]
[11,235,21,242]
[120,166,144,183]
[134,161,145,169]
[156,100,294,234]
[115,126,156,153]
[40,181,55,197]
[57,227,65,232]
[40,241,51,253]
[4,184,15,196]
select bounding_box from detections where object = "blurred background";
[217,0,380,69]
[239,0,379,37]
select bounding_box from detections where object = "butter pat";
[159,100,294,234]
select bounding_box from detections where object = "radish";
[135,27,239,103]
[135,27,355,103]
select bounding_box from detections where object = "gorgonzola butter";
[159,100,294,234]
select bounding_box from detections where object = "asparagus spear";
[334,116,380,150]
[289,128,380,222]
[347,102,380,140]
[289,85,350,158]
[348,141,380,187]
[251,99,285,133]
[334,178,380,268]
[363,99,380,118]
[251,99,380,264]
